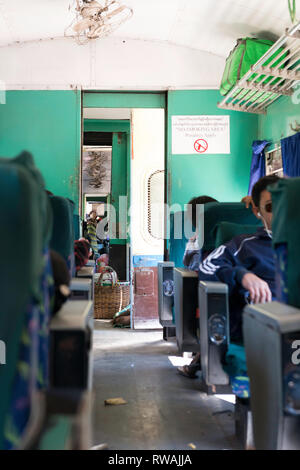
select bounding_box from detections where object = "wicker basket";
[94,272,130,319]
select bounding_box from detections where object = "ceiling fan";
[65,0,133,45]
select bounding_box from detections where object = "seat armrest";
[198,281,230,386]
[76,266,95,278]
[49,301,94,390]
[158,262,175,327]
[20,389,93,450]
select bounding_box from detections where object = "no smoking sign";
[194,139,208,153]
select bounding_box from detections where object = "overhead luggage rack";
[218,21,300,114]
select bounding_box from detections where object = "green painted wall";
[83,90,259,229]
[83,91,165,109]
[0,90,261,219]
[258,95,300,148]
[0,90,81,209]
[168,90,259,206]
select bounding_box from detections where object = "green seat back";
[169,211,189,267]
[73,214,80,241]
[214,221,259,248]
[0,152,47,449]
[270,177,300,308]
[202,202,260,252]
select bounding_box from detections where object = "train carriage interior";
[1,0,300,454]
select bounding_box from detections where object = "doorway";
[81,93,166,328]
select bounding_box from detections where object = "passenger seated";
[198,175,281,344]
[74,238,91,271]
[178,195,218,378]
[178,177,280,378]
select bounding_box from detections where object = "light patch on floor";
[91,322,242,450]
[168,355,193,367]
[214,394,236,405]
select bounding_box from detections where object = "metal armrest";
[70,278,93,301]
[76,266,95,278]
[174,268,199,353]
[158,262,175,327]
[198,281,230,387]
[243,301,300,450]
[85,260,95,268]
[20,389,92,450]
[49,300,94,390]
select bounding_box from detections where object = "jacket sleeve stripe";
[233,236,257,257]
[199,245,226,275]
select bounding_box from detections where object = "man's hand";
[241,195,255,209]
[241,273,272,304]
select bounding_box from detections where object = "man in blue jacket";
[178,175,280,378]
[199,174,280,343]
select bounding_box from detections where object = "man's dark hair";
[188,195,218,228]
[251,175,281,208]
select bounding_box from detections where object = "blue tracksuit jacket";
[198,227,276,342]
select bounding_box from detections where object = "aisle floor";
[91,320,242,450]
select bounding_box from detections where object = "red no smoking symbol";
[194,139,208,153]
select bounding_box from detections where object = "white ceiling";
[0,0,297,90]
[0,0,294,57]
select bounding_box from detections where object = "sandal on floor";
[177,365,197,378]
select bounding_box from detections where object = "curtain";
[281,132,300,177]
[247,140,269,195]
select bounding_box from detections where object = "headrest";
[213,222,259,248]
[49,196,74,261]
[201,202,260,252]
[169,211,189,267]
[0,151,52,245]
[0,154,47,449]
[169,202,260,265]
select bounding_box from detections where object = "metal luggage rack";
[218,21,300,114]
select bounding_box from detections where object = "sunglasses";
[263,202,272,213]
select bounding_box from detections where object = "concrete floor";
[91,320,242,450]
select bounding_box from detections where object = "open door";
[130,108,165,329]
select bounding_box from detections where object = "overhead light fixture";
[65,0,133,45]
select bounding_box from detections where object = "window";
[147,170,164,240]
[265,146,284,177]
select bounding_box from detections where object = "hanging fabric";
[281,132,300,177]
[247,140,270,195]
